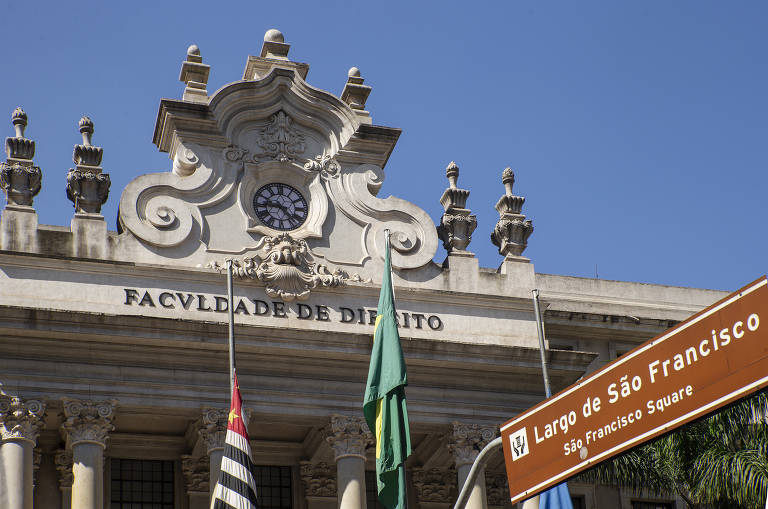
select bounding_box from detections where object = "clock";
[253,183,308,230]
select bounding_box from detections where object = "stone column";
[0,397,45,509]
[198,408,228,499]
[299,461,337,509]
[324,415,371,509]
[182,455,210,509]
[447,422,496,509]
[60,399,116,509]
[55,450,73,509]
[412,467,457,509]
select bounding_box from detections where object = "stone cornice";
[0,396,45,444]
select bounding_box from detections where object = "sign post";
[501,276,768,505]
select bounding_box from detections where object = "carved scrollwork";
[60,398,116,448]
[0,162,42,207]
[299,461,337,498]
[304,154,340,179]
[209,233,369,301]
[0,396,46,443]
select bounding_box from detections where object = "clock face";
[253,183,308,231]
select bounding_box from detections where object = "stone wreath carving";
[209,233,369,301]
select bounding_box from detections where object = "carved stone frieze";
[0,396,46,443]
[412,467,457,503]
[60,398,116,448]
[198,407,228,453]
[299,461,337,497]
[324,414,372,460]
[1,107,42,207]
[485,472,511,507]
[447,422,497,468]
[210,233,369,301]
[181,454,210,492]
[66,116,111,214]
[55,449,73,489]
[491,168,533,259]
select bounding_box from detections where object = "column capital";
[447,422,497,468]
[0,396,46,444]
[55,449,74,490]
[198,407,228,454]
[60,398,116,448]
[181,454,210,493]
[324,414,372,460]
[412,467,457,504]
[299,461,337,498]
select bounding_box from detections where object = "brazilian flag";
[363,235,411,509]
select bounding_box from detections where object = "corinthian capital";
[324,414,372,460]
[60,398,116,448]
[0,396,46,444]
[447,422,497,468]
[198,407,228,453]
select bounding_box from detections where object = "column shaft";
[209,448,224,499]
[71,442,104,509]
[457,464,486,509]
[336,456,366,509]
[1,439,34,509]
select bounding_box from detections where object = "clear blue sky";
[1,1,765,291]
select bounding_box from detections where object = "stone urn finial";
[341,66,372,120]
[437,161,476,256]
[66,116,110,215]
[179,44,210,103]
[491,167,533,260]
[1,107,42,207]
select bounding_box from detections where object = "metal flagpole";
[384,229,395,300]
[226,259,236,396]
[532,289,552,398]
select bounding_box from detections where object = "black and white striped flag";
[210,372,258,509]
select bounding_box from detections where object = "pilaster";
[412,467,457,509]
[55,449,73,509]
[300,461,337,509]
[181,454,210,509]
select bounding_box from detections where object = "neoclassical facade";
[0,30,726,509]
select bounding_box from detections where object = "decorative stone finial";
[261,28,290,60]
[66,116,111,215]
[491,167,533,260]
[437,161,476,255]
[1,108,41,207]
[12,107,27,138]
[340,66,372,123]
[179,44,210,103]
[264,28,284,43]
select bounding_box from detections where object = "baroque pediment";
[116,42,438,297]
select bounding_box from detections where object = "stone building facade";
[0,29,725,509]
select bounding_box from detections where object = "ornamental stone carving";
[211,233,368,301]
[485,472,511,507]
[256,111,306,162]
[340,67,372,122]
[412,467,457,503]
[66,116,111,214]
[490,168,533,259]
[447,422,497,468]
[181,454,210,493]
[0,396,46,443]
[437,161,476,255]
[304,153,341,179]
[198,407,228,453]
[1,108,42,207]
[299,461,337,497]
[55,449,73,489]
[60,398,116,448]
[324,414,372,460]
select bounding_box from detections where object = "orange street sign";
[501,276,768,505]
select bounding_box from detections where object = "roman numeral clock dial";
[253,183,308,231]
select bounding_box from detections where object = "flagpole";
[532,289,552,398]
[226,259,236,396]
[384,229,395,301]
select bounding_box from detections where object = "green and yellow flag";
[363,233,412,509]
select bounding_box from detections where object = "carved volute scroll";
[1,108,42,208]
[0,396,46,444]
[60,398,116,449]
